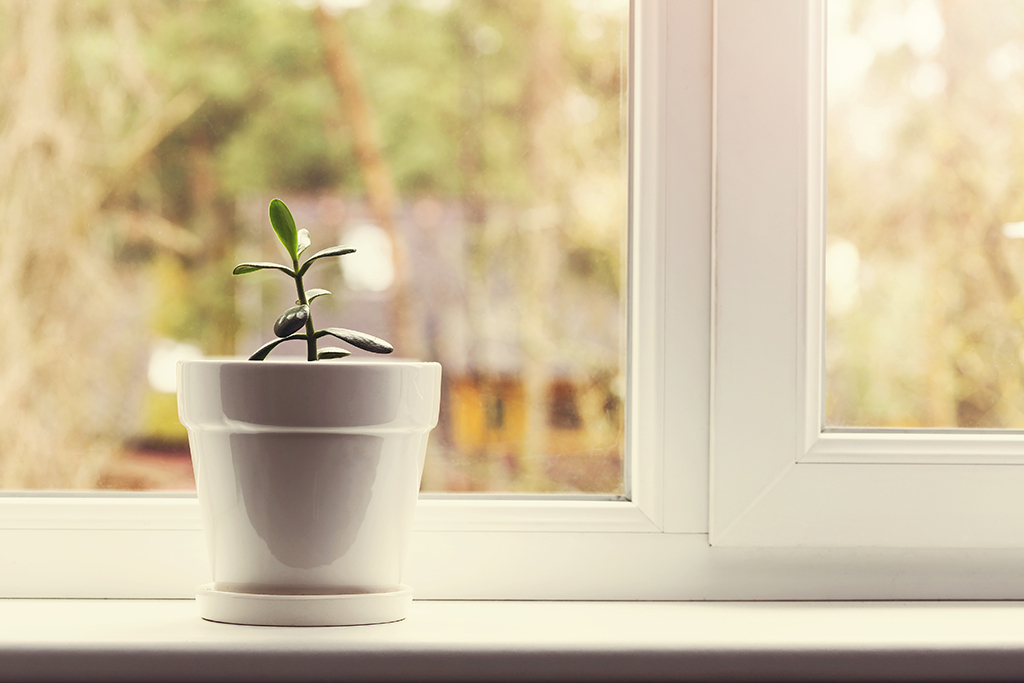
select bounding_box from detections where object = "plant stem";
[293,261,317,361]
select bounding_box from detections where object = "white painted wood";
[0,496,663,533]
[413,498,661,532]
[9,599,1024,683]
[801,0,828,453]
[712,463,1024,548]
[8,525,1024,599]
[806,430,1024,464]
[662,0,714,533]
[407,532,1024,600]
[629,0,668,531]
[9,499,1024,598]
[629,0,715,535]
[711,0,808,544]
[0,495,201,530]
[713,0,1024,549]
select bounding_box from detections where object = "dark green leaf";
[305,288,331,303]
[316,327,394,354]
[269,198,299,261]
[297,229,311,257]
[232,262,296,277]
[274,304,309,337]
[249,333,307,361]
[298,245,356,276]
[317,346,352,360]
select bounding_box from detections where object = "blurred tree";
[828,0,1024,428]
[0,0,201,487]
[314,5,419,357]
[0,0,628,492]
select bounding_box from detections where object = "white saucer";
[195,584,413,626]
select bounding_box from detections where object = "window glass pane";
[827,0,1024,428]
[0,0,629,493]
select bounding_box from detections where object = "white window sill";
[3,600,1024,682]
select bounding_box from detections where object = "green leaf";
[269,198,299,261]
[249,333,307,361]
[273,304,309,338]
[232,262,296,277]
[298,245,356,276]
[317,346,352,360]
[297,229,311,257]
[304,288,331,304]
[316,327,394,354]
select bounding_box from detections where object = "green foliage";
[273,304,309,338]
[316,327,394,355]
[1,0,630,490]
[234,199,394,361]
[298,246,356,276]
[268,198,299,261]
[232,262,295,276]
[304,289,331,303]
[826,1,1024,428]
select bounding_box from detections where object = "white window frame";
[7,0,1024,602]
[713,0,1024,556]
[0,0,713,600]
[699,0,1024,600]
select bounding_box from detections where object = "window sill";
[3,600,1024,682]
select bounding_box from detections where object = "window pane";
[827,0,1024,428]
[0,0,628,493]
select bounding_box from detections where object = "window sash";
[711,0,1024,549]
[0,0,715,600]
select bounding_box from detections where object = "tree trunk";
[313,7,420,358]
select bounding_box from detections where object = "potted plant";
[177,199,441,626]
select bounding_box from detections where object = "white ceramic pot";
[177,359,441,626]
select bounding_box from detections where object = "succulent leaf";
[297,229,311,257]
[273,304,309,338]
[316,327,394,354]
[305,288,331,303]
[249,333,307,361]
[269,198,299,261]
[298,245,356,277]
[232,262,296,277]
[317,346,352,360]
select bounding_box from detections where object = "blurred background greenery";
[0,0,628,492]
[828,0,1024,428]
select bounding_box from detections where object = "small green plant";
[233,198,394,361]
